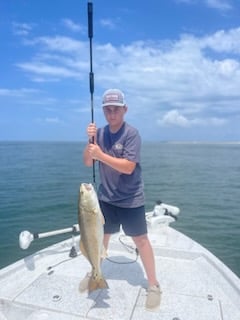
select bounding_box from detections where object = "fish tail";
[88,275,108,293]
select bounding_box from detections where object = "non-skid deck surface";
[0,230,239,320]
[1,253,232,320]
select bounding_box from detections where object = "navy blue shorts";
[99,201,147,237]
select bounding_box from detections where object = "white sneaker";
[145,284,162,311]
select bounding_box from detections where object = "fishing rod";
[87,1,96,184]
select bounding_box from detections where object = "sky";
[1,0,240,142]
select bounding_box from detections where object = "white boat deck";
[0,224,240,320]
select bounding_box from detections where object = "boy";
[81,88,161,310]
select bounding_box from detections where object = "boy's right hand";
[87,123,97,143]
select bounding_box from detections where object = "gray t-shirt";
[97,122,145,208]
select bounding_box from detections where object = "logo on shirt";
[114,143,123,150]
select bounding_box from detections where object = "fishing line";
[119,235,138,254]
[106,235,139,265]
[87,1,96,184]
[106,255,139,265]
[47,254,80,273]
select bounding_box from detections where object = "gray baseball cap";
[102,89,126,107]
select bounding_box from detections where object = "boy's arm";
[87,143,136,175]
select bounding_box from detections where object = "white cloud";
[158,109,227,127]
[175,0,233,11]
[35,117,64,125]
[17,62,80,79]
[13,26,240,130]
[62,19,86,33]
[201,28,240,53]
[100,19,117,30]
[214,59,239,76]
[0,88,39,97]
[12,22,33,36]
[205,0,232,11]
[158,110,190,127]
[45,117,61,123]
[26,36,85,52]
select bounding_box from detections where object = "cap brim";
[102,102,125,107]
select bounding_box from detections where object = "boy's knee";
[132,234,148,248]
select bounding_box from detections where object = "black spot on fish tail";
[88,275,109,293]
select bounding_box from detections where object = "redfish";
[78,183,108,293]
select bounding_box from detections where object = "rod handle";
[89,71,94,95]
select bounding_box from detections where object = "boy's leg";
[132,234,161,310]
[132,234,158,286]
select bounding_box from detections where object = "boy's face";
[103,105,127,130]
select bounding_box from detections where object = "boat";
[0,202,239,320]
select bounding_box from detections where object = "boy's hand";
[87,123,97,143]
[87,143,102,161]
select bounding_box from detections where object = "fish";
[78,182,108,293]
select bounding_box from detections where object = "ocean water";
[0,141,239,277]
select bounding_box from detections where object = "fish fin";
[79,239,88,259]
[88,275,108,293]
[101,245,108,259]
[100,211,105,225]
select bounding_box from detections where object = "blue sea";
[0,141,239,277]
